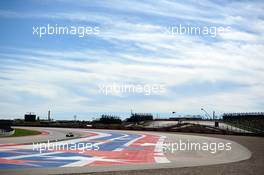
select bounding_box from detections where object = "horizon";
[1,111,203,121]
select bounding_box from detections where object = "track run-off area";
[0,127,251,175]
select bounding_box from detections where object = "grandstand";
[93,114,122,124]
[223,112,264,134]
[126,113,153,123]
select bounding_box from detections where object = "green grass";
[10,128,41,137]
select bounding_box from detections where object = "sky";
[0,0,263,120]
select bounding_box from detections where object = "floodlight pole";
[201,108,212,120]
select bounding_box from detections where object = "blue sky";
[0,0,263,120]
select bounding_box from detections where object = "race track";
[0,127,251,175]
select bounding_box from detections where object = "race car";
[66,132,74,137]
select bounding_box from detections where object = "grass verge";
[10,128,41,137]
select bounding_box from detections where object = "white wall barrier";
[0,129,15,136]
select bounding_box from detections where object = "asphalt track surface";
[0,127,252,175]
[0,127,86,144]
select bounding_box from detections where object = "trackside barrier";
[0,129,15,136]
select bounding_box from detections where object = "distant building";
[24,113,36,122]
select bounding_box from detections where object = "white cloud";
[0,0,263,118]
